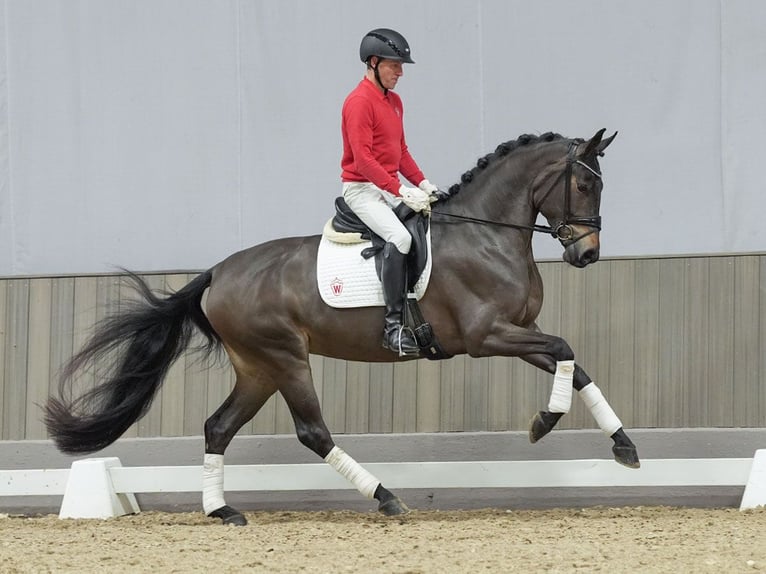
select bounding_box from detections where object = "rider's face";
[372,58,403,91]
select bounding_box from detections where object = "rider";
[340,28,438,357]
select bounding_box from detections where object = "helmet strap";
[369,58,388,96]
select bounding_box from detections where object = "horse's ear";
[581,128,606,158]
[597,131,618,156]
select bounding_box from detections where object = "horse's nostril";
[581,248,599,265]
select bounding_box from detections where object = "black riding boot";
[381,243,420,356]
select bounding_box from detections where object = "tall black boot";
[381,243,420,356]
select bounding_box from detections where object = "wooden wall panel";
[367,362,394,433]
[439,355,466,432]
[415,360,441,432]
[345,361,370,434]
[487,357,511,432]
[684,258,709,427]
[760,255,766,424]
[25,278,52,439]
[707,258,735,426]
[3,280,29,440]
[392,361,418,433]
[732,256,760,426]
[656,259,686,427]
[0,281,7,437]
[463,356,489,432]
[0,255,764,441]
[633,260,660,428]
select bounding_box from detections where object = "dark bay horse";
[45,129,639,526]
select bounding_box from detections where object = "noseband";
[431,141,603,246]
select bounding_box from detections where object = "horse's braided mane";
[441,131,566,200]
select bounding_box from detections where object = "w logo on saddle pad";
[330,277,344,296]
[317,224,432,309]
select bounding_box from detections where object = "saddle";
[331,197,430,290]
[328,197,451,360]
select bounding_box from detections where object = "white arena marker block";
[59,457,140,519]
[740,449,766,511]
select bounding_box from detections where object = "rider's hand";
[399,185,432,214]
[419,179,440,203]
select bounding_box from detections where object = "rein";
[431,142,603,246]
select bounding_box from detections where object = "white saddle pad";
[317,230,432,308]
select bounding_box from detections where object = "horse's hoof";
[528,411,559,443]
[613,445,641,469]
[378,497,410,516]
[208,505,248,526]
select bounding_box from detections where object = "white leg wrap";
[547,360,575,413]
[324,446,380,500]
[202,453,227,515]
[579,382,623,436]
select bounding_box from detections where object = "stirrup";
[383,325,420,357]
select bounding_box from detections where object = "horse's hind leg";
[522,353,640,468]
[278,358,409,516]
[203,369,278,526]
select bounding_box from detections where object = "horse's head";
[536,129,617,268]
[432,129,617,269]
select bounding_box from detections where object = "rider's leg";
[342,183,418,355]
[379,242,419,355]
[342,183,412,253]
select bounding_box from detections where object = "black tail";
[44,270,220,454]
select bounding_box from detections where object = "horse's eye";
[577,183,588,193]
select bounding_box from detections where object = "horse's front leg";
[469,321,577,434]
[521,354,640,469]
[470,322,639,468]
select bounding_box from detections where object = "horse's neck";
[443,150,542,224]
[430,145,562,272]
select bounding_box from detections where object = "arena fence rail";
[1,451,764,519]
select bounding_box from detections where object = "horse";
[45,129,639,526]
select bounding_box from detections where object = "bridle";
[431,141,603,247]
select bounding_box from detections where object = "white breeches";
[342,182,412,254]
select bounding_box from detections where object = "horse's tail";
[44,270,220,454]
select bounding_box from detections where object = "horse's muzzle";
[562,225,601,268]
[564,244,600,268]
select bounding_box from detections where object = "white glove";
[419,179,441,203]
[399,185,432,214]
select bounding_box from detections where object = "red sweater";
[341,78,425,196]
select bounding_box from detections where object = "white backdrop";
[0,0,764,275]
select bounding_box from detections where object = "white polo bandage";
[548,360,575,413]
[578,382,622,436]
[324,446,380,499]
[202,453,227,514]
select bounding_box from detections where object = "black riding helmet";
[359,28,415,64]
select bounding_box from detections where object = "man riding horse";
[340,28,438,356]
[44,28,637,527]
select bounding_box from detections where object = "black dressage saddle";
[329,197,450,360]
[330,197,430,291]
